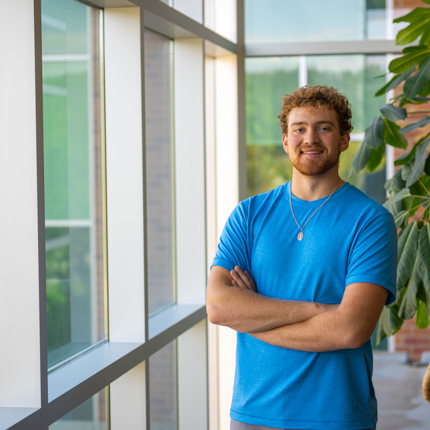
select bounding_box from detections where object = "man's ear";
[282,133,289,154]
[340,133,350,153]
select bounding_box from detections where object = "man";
[206,85,397,430]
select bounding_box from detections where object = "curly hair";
[277,85,353,136]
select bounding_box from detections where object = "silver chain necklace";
[289,179,341,241]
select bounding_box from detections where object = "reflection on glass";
[245,0,386,44]
[246,55,386,204]
[144,29,176,316]
[50,388,109,430]
[307,55,386,133]
[42,0,106,369]
[150,342,177,430]
[246,57,299,195]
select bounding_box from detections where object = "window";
[245,0,388,44]
[144,28,176,317]
[50,388,109,430]
[42,0,106,369]
[245,54,387,204]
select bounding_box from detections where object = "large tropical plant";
[351,0,430,401]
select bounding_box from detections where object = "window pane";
[307,55,386,133]
[42,0,106,369]
[245,55,387,205]
[49,388,109,430]
[144,29,176,316]
[150,341,177,430]
[245,0,387,44]
[246,57,299,196]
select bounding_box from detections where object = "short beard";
[289,143,341,177]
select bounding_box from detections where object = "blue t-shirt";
[212,182,397,430]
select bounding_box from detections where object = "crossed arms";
[206,265,389,352]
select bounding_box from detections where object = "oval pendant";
[297,231,304,241]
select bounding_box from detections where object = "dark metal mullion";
[34,0,49,428]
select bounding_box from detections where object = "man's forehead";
[287,106,339,125]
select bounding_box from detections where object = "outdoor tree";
[351,0,430,402]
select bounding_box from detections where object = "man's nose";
[304,129,320,144]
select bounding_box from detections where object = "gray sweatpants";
[230,418,375,430]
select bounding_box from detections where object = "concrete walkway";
[373,354,430,429]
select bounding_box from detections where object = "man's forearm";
[250,282,389,352]
[206,267,334,333]
[250,309,352,352]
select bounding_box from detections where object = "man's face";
[282,106,350,177]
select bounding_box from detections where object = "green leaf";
[384,188,411,217]
[409,170,430,196]
[400,117,430,133]
[383,118,408,149]
[420,26,430,47]
[397,221,419,289]
[380,104,407,122]
[364,116,385,149]
[394,210,409,229]
[394,141,421,166]
[385,169,406,191]
[376,313,387,347]
[375,64,416,96]
[398,253,421,319]
[406,137,430,186]
[419,224,430,295]
[419,79,430,96]
[393,7,430,23]
[425,153,430,175]
[383,304,404,335]
[404,57,430,98]
[411,96,430,102]
[403,46,429,54]
[390,51,429,74]
[402,162,413,181]
[416,300,429,329]
[352,141,373,172]
[396,16,430,45]
[367,142,385,172]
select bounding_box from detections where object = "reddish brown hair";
[277,85,353,136]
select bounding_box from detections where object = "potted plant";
[351,0,430,401]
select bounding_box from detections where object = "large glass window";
[42,0,106,369]
[50,388,109,429]
[246,55,387,203]
[150,342,177,430]
[144,29,176,316]
[245,0,387,44]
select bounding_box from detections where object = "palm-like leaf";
[404,57,430,98]
[419,224,430,295]
[383,119,408,149]
[396,221,419,289]
[398,254,422,319]
[406,137,430,186]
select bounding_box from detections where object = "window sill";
[0,407,40,430]
[47,303,206,425]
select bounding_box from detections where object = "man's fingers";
[231,267,252,290]
[244,270,257,292]
[234,266,253,290]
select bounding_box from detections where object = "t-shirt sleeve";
[346,210,397,305]
[211,202,251,273]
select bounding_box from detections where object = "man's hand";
[230,266,257,292]
[206,265,336,333]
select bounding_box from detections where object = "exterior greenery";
[351,0,430,345]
